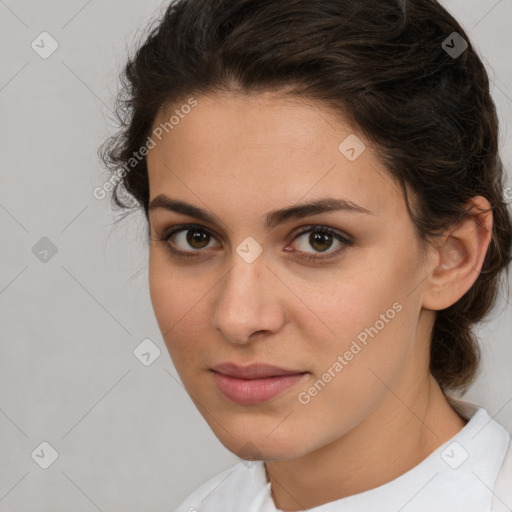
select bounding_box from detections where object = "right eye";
[160,224,221,258]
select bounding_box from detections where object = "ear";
[422,196,493,311]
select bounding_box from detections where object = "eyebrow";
[148,194,373,229]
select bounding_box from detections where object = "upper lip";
[211,362,306,379]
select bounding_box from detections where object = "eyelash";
[159,223,353,263]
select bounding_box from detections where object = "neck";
[265,376,467,511]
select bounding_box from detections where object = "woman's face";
[146,90,436,461]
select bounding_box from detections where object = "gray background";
[0,0,511,510]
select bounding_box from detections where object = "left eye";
[290,226,352,258]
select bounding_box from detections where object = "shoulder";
[174,460,270,512]
[448,397,512,510]
[493,435,512,511]
[174,461,240,512]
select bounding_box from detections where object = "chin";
[212,427,309,462]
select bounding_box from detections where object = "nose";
[211,251,286,345]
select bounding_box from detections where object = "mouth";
[210,362,309,405]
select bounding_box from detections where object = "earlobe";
[422,196,493,311]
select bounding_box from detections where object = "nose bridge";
[219,248,264,316]
[212,246,281,343]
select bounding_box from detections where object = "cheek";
[148,252,203,357]
[148,250,205,323]
[308,291,406,381]
[296,250,419,377]
[148,252,177,331]
[292,284,413,433]
[297,263,405,342]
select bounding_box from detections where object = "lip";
[211,362,305,379]
[211,362,308,405]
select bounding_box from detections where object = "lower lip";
[212,371,308,405]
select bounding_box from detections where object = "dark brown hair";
[99,0,512,393]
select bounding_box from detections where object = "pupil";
[187,229,209,248]
[310,231,332,252]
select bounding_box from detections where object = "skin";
[146,90,493,510]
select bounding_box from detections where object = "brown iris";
[308,231,333,252]
[184,228,210,249]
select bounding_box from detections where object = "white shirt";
[175,399,512,511]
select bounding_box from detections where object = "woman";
[100,0,512,509]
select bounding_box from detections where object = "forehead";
[151,90,355,154]
[147,91,403,222]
